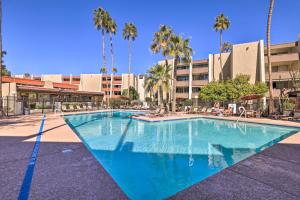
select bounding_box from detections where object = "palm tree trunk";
[128,39,131,97]
[171,58,178,112]
[219,30,223,81]
[102,29,106,68]
[157,86,161,107]
[267,0,275,114]
[110,32,114,99]
[0,0,3,116]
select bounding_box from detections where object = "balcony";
[176,69,189,75]
[192,67,208,74]
[176,93,189,99]
[113,80,122,84]
[265,52,299,63]
[265,71,292,80]
[192,80,208,86]
[176,81,189,87]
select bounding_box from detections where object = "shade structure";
[241,94,263,101]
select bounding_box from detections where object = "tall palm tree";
[93,7,109,71]
[144,74,155,101]
[0,0,3,116]
[110,67,117,97]
[214,13,230,81]
[100,67,108,100]
[151,25,173,67]
[123,23,137,93]
[267,0,275,114]
[146,64,172,107]
[106,16,117,98]
[169,34,193,112]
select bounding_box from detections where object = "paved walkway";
[0,114,127,200]
[1,112,300,199]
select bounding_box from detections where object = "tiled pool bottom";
[64,112,299,200]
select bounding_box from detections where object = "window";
[270,65,289,73]
[193,63,208,68]
[272,81,289,89]
[193,74,208,81]
[192,87,201,93]
[176,87,189,93]
[102,84,110,88]
[114,91,121,95]
[113,85,121,88]
[177,65,189,70]
[177,76,189,81]
[272,66,279,72]
[278,65,288,72]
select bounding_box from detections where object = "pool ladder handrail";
[236,106,246,123]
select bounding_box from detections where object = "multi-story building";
[159,35,299,102]
[14,73,145,102]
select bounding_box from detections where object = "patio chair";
[61,104,69,112]
[68,104,75,112]
[205,107,212,115]
[190,107,199,114]
[82,104,87,111]
[223,108,233,117]
[87,105,93,110]
[289,112,300,121]
[199,107,207,113]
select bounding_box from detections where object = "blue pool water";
[64,111,298,199]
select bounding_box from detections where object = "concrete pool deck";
[0,111,300,199]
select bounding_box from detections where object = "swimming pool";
[64,111,299,199]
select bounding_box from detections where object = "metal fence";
[0,96,103,116]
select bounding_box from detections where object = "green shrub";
[283,102,295,110]
[110,99,122,108]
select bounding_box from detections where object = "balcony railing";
[265,52,299,63]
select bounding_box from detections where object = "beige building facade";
[158,36,299,102]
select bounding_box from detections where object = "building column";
[258,40,267,109]
[208,54,213,82]
[188,59,193,99]
[110,74,113,98]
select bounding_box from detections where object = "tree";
[289,63,300,91]
[122,86,139,101]
[145,64,172,107]
[151,25,173,68]
[169,34,193,112]
[107,16,117,98]
[214,13,230,81]
[94,7,110,102]
[123,22,137,94]
[93,7,109,71]
[266,0,275,114]
[199,74,268,102]
[222,42,232,53]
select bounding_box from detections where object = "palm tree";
[144,75,155,101]
[106,16,117,98]
[93,7,109,72]
[123,23,137,93]
[267,0,275,114]
[169,34,193,112]
[0,0,3,116]
[100,67,108,100]
[110,67,117,97]
[222,42,232,53]
[146,64,172,107]
[214,13,230,81]
[151,25,173,67]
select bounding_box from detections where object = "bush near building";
[199,74,268,102]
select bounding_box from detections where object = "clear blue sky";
[3,0,300,76]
